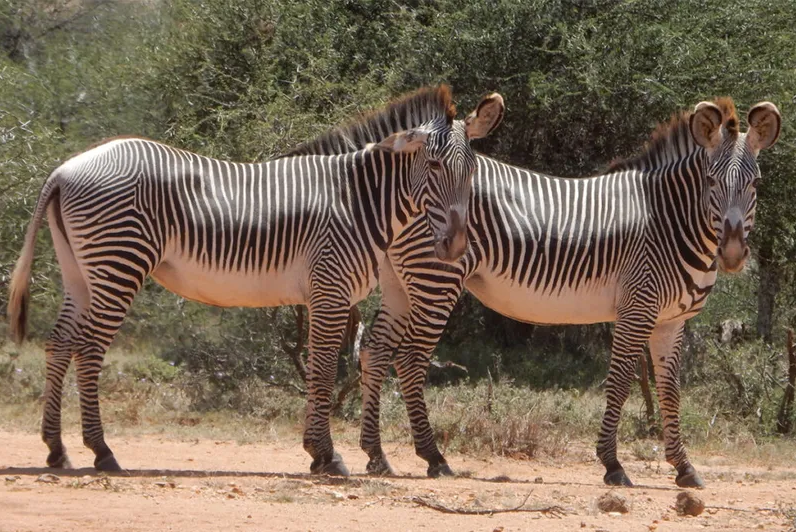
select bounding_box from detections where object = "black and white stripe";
[283,97,781,486]
[6,86,505,474]
[356,99,780,486]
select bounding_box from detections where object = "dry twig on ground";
[410,492,567,517]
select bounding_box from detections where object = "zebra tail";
[7,174,60,345]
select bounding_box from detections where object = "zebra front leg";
[597,315,656,487]
[392,274,464,477]
[649,320,703,488]
[393,344,451,477]
[303,303,351,476]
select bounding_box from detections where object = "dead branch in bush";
[638,352,658,435]
[284,306,308,382]
[486,368,494,415]
[410,492,567,517]
[777,329,795,434]
[430,359,468,373]
[332,307,364,414]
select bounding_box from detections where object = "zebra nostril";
[717,247,723,257]
[743,247,750,259]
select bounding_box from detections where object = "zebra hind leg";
[74,344,121,471]
[359,342,396,476]
[359,271,410,476]
[73,293,144,471]
[41,295,89,469]
[41,338,75,468]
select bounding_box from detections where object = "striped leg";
[41,296,84,468]
[393,279,463,477]
[360,261,410,475]
[597,314,656,487]
[303,298,351,476]
[77,287,146,470]
[649,320,702,487]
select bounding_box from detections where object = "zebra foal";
[6,86,504,475]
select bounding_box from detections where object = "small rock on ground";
[597,492,629,514]
[675,491,705,516]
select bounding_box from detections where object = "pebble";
[675,492,705,517]
[597,492,630,514]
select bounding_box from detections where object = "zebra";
[6,85,505,475]
[291,98,781,486]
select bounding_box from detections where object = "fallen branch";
[705,505,781,514]
[410,492,566,517]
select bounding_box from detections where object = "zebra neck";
[652,153,718,272]
[348,150,418,251]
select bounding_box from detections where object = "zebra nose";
[434,209,468,262]
[718,214,748,273]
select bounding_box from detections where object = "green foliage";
[125,356,181,385]
[1,0,796,417]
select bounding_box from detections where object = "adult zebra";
[293,98,781,486]
[6,86,505,475]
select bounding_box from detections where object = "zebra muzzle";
[433,209,468,262]
[717,215,749,273]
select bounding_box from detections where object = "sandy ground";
[1,430,795,532]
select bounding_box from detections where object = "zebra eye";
[428,159,442,172]
[707,175,718,187]
[751,177,762,189]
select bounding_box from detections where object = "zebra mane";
[281,85,456,157]
[609,97,739,172]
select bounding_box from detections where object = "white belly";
[466,272,618,325]
[151,253,307,308]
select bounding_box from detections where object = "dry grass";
[2,343,796,470]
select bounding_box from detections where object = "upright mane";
[609,97,739,172]
[282,85,456,157]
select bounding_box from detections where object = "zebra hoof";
[46,451,72,469]
[427,462,454,478]
[365,455,395,476]
[94,454,122,472]
[311,452,350,476]
[676,467,705,489]
[604,468,633,487]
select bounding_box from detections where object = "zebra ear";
[690,101,723,151]
[465,93,505,139]
[373,129,430,153]
[746,102,781,154]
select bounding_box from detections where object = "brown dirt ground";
[1,429,795,532]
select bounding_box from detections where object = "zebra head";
[373,93,505,262]
[690,100,781,273]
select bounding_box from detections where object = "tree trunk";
[776,329,795,434]
[756,240,780,343]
